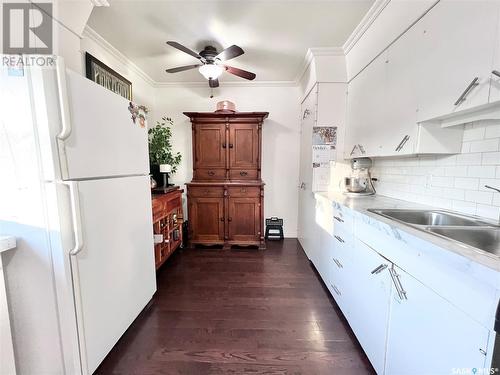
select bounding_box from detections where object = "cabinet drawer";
[188,186,224,197]
[229,169,258,180]
[227,186,261,197]
[194,168,226,180]
[152,202,164,220]
[333,203,354,231]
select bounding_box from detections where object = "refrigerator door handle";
[56,59,73,141]
[56,58,71,141]
[65,181,84,255]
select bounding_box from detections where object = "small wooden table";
[151,187,184,270]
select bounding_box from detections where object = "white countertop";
[0,237,16,253]
[316,191,500,272]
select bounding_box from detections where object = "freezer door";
[61,69,149,180]
[70,175,156,374]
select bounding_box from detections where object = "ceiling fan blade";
[166,64,202,73]
[209,78,219,88]
[166,41,203,60]
[215,45,244,62]
[224,65,256,80]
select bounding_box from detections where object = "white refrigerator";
[4,59,157,374]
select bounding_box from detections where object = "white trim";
[82,26,156,86]
[155,81,297,88]
[89,0,110,7]
[83,27,348,88]
[342,0,391,55]
[294,47,345,84]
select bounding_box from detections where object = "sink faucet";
[484,185,500,224]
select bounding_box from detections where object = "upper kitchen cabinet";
[415,0,500,123]
[488,6,500,104]
[345,51,387,158]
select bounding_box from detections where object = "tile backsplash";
[372,122,500,220]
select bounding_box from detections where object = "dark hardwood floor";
[95,239,375,375]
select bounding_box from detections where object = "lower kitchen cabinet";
[310,196,496,375]
[385,265,490,375]
[344,239,392,375]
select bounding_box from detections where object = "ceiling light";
[199,64,223,80]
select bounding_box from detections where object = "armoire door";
[194,124,226,169]
[228,124,259,170]
[189,197,224,242]
[227,197,260,242]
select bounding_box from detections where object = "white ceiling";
[88,1,374,83]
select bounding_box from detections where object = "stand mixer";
[344,157,376,196]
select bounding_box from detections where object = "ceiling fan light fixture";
[199,64,223,80]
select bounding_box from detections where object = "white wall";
[154,84,301,236]
[372,122,500,220]
[80,28,156,116]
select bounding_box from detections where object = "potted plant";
[148,117,182,185]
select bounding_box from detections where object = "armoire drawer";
[194,168,226,180]
[188,186,224,197]
[229,169,258,180]
[227,186,261,197]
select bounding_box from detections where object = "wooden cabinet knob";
[228,217,232,222]
[240,171,248,176]
[222,142,227,148]
[229,143,234,148]
[220,217,225,222]
[208,170,215,176]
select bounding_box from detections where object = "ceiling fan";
[165,41,256,88]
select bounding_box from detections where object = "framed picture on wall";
[85,52,132,100]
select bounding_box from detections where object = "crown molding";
[294,47,345,83]
[83,27,347,89]
[90,0,110,6]
[82,26,156,86]
[342,0,391,55]
[155,81,297,88]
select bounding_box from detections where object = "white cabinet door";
[298,87,318,260]
[415,0,499,122]
[385,265,490,375]
[383,21,420,156]
[488,5,500,103]
[343,239,392,374]
[345,51,387,158]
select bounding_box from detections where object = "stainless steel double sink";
[368,209,500,256]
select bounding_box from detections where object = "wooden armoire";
[184,111,269,249]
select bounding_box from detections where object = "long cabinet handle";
[389,267,407,300]
[334,235,345,243]
[492,70,500,78]
[395,135,410,152]
[333,258,343,269]
[349,145,358,156]
[333,215,344,223]
[371,264,388,275]
[454,77,479,106]
[331,284,342,296]
[358,144,366,155]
